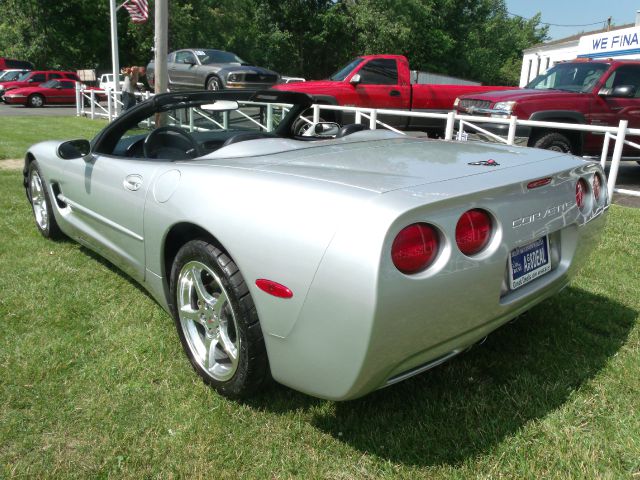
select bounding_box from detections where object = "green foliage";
[0,0,547,84]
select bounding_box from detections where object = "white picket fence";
[75,84,640,199]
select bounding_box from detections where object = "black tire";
[531,132,572,153]
[206,76,222,91]
[27,94,44,108]
[27,160,63,239]
[169,239,270,398]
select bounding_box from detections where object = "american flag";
[122,0,149,24]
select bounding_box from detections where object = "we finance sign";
[578,26,640,59]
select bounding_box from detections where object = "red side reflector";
[256,279,293,298]
[527,177,552,189]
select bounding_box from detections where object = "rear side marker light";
[256,279,293,298]
[576,178,588,210]
[527,177,552,189]
[392,223,439,274]
[593,174,602,202]
[456,209,492,256]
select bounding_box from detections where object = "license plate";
[508,236,551,290]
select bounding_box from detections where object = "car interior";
[92,91,372,161]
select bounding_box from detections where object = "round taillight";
[593,174,601,202]
[391,223,439,274]
[576,178,588,210]
[456,209,492,256]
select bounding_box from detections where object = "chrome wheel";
[30,170,48,231]
[206,77,221,90]
[177,260,240,381]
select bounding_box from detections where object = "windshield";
[0,71,24,81]
[526,62,609,93]
[40,80,58,88]
[329,58,364,81]
[195,49,245,65]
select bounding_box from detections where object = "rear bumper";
[264,161,608,400]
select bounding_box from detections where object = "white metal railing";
[75,85,639,198]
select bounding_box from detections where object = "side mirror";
[303,122,340,138]
[183,58,196,66]
[57,139,91,159]
[55,85,62,89]
[350,74,361,86]
[599,85,637,98]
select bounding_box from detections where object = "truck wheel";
[531,132,572,153]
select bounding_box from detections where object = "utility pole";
[109,0,121,115]
[607,16,612,32]
[154,0,168,95]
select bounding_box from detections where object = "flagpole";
[109,0,121,115]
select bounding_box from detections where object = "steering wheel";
[143,126,201,159]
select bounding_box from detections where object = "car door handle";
[609,106,624,111]
[123,174,143,192]
[390,90,401,97]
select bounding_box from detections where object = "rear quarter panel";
[143,165,380,339]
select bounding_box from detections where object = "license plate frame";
[508,236,551,290]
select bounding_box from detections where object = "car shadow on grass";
[246,286,636,468]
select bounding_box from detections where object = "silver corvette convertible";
[23,90,608,400]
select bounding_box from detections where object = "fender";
[528,111,586,154]
[529,110,587,124]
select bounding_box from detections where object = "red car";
[2,79,101,107]
[0,70,80,98]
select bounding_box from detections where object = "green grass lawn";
[0,116,106,160]
[1,118,639,478]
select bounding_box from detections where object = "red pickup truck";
[454,59,640,157]
[272,54,515,134]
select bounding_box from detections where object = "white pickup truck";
[98,73,144,91]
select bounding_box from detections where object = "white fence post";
[312,104,320,123]
[75,84,81,116]
[600,133,611,168]
[507,116,517,145]
[355,109,362,124]
[369,109,377,129]
[107,91,113,122]
[267,104,274,132]
[444,111,455,140]
[90,91,96,119]
[607,119,628,196]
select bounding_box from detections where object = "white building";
[519,21,640,86]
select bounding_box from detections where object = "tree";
[0,0,547,85]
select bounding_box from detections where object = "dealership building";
[519,21,640,86]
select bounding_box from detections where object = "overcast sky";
[505,0,640,40]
